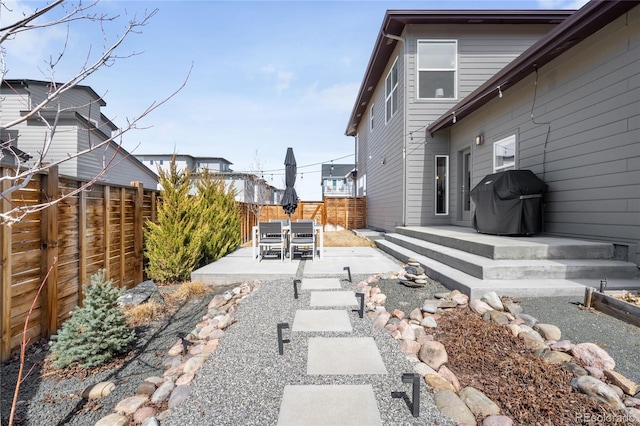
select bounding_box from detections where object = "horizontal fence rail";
[239,197,366,244]
[0,165,159,361]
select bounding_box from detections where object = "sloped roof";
[345,9,573,136]
[2,79,107,106]
[426,0,638,133]
[321,163,355,178]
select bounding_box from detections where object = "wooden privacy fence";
[239,197,366,243]
[0,165,159,361]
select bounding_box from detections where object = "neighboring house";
[136,154,283,204]
[321,163,355,198]
[219,172,284,205]
[0,79,159,189]
[347,2,640,265]
[136,154,233,175]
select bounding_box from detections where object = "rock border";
[360,263,640,425]
[90,280,261,426]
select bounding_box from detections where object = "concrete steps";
[375,226,640,299]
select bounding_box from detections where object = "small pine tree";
[196,169,241,265]
[145,156,206,282]
[49,270,135,369]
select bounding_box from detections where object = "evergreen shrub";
[49,269,135,369]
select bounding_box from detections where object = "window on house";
[418,40,457,99]
[149,160,154,165]
[435,155,449,215]
[159,160,164,165]
[493,135,516,172]
[385,58,399,123]
[370,104,375,131]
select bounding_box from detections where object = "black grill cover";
[470,170,548,236]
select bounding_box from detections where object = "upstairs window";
[385,58,399,123]
[494,135,516,172]
[418,40,457,99]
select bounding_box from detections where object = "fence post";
[119,188,126,287]
[78,187,87,305]
[1,167,12,361]
[41,165,59,336]
[103,185,111,277]
[131,182,144,285]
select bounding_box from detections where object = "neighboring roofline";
[2,78,107,106]
[75,113,158,181]
[426,0,638,134]
[136,153,234,165]
[345,9,574,137]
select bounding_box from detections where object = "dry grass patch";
[323,230,376,247]
[124,281,213,328]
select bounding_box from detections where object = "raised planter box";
[584,288,640,328]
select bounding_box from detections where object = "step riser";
[396,227,614,260]
[385,233,484,278]
[385,234,636,280]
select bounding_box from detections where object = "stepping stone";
[307,337,387,375]
[292,310,352,332]
[309,291,357,307]
[301,278,342,290]
[277,384,382,425]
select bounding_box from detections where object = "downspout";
[383,31,407,226]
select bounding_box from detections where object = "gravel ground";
[0,292,223,426]
[518,295,640,392]
[162,272,455,426]
[3,262,639,425]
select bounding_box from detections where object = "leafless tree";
[245,149,270,222]
[0,0,190,225]
[0,2,189,424]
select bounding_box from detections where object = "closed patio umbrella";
[282,147,298,216]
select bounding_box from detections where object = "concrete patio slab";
[191,247,299,286]
[301,278,342,290]
[307,337,387,375]
[309,291,358,307]
[277,385,382,425]
[303,247,402,277]
[292,310,352,332]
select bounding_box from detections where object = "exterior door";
[458,149,472,223]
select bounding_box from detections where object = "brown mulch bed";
[432,308,636,425]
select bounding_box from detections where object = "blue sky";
[3,0,586,200]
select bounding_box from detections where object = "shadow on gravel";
[1,284,235,426]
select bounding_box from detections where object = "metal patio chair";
[257,221,286,262]
[289,221,315,262]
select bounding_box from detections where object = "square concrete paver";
[309,291,357,307]
[292,310,352,332]
[301,277,342,290]
[307,337,387,375]
[277,384,382,425]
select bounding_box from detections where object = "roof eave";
[426,0,637,134]
[345,10,574,137]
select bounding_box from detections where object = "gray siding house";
[1,79,158,189]
[347,1,640,265]
[321,163,355,198]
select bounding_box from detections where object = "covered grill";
[470,170,548,236]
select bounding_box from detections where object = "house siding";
[447,8,640,264]
[1,82,157,189]
[358,45,406,231]
[404,24,554,227]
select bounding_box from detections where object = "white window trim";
[369,104,375,131]
[493,134,517,172]
[385,57,399,124]
[417,39,458,100]
[435,155,449,215]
